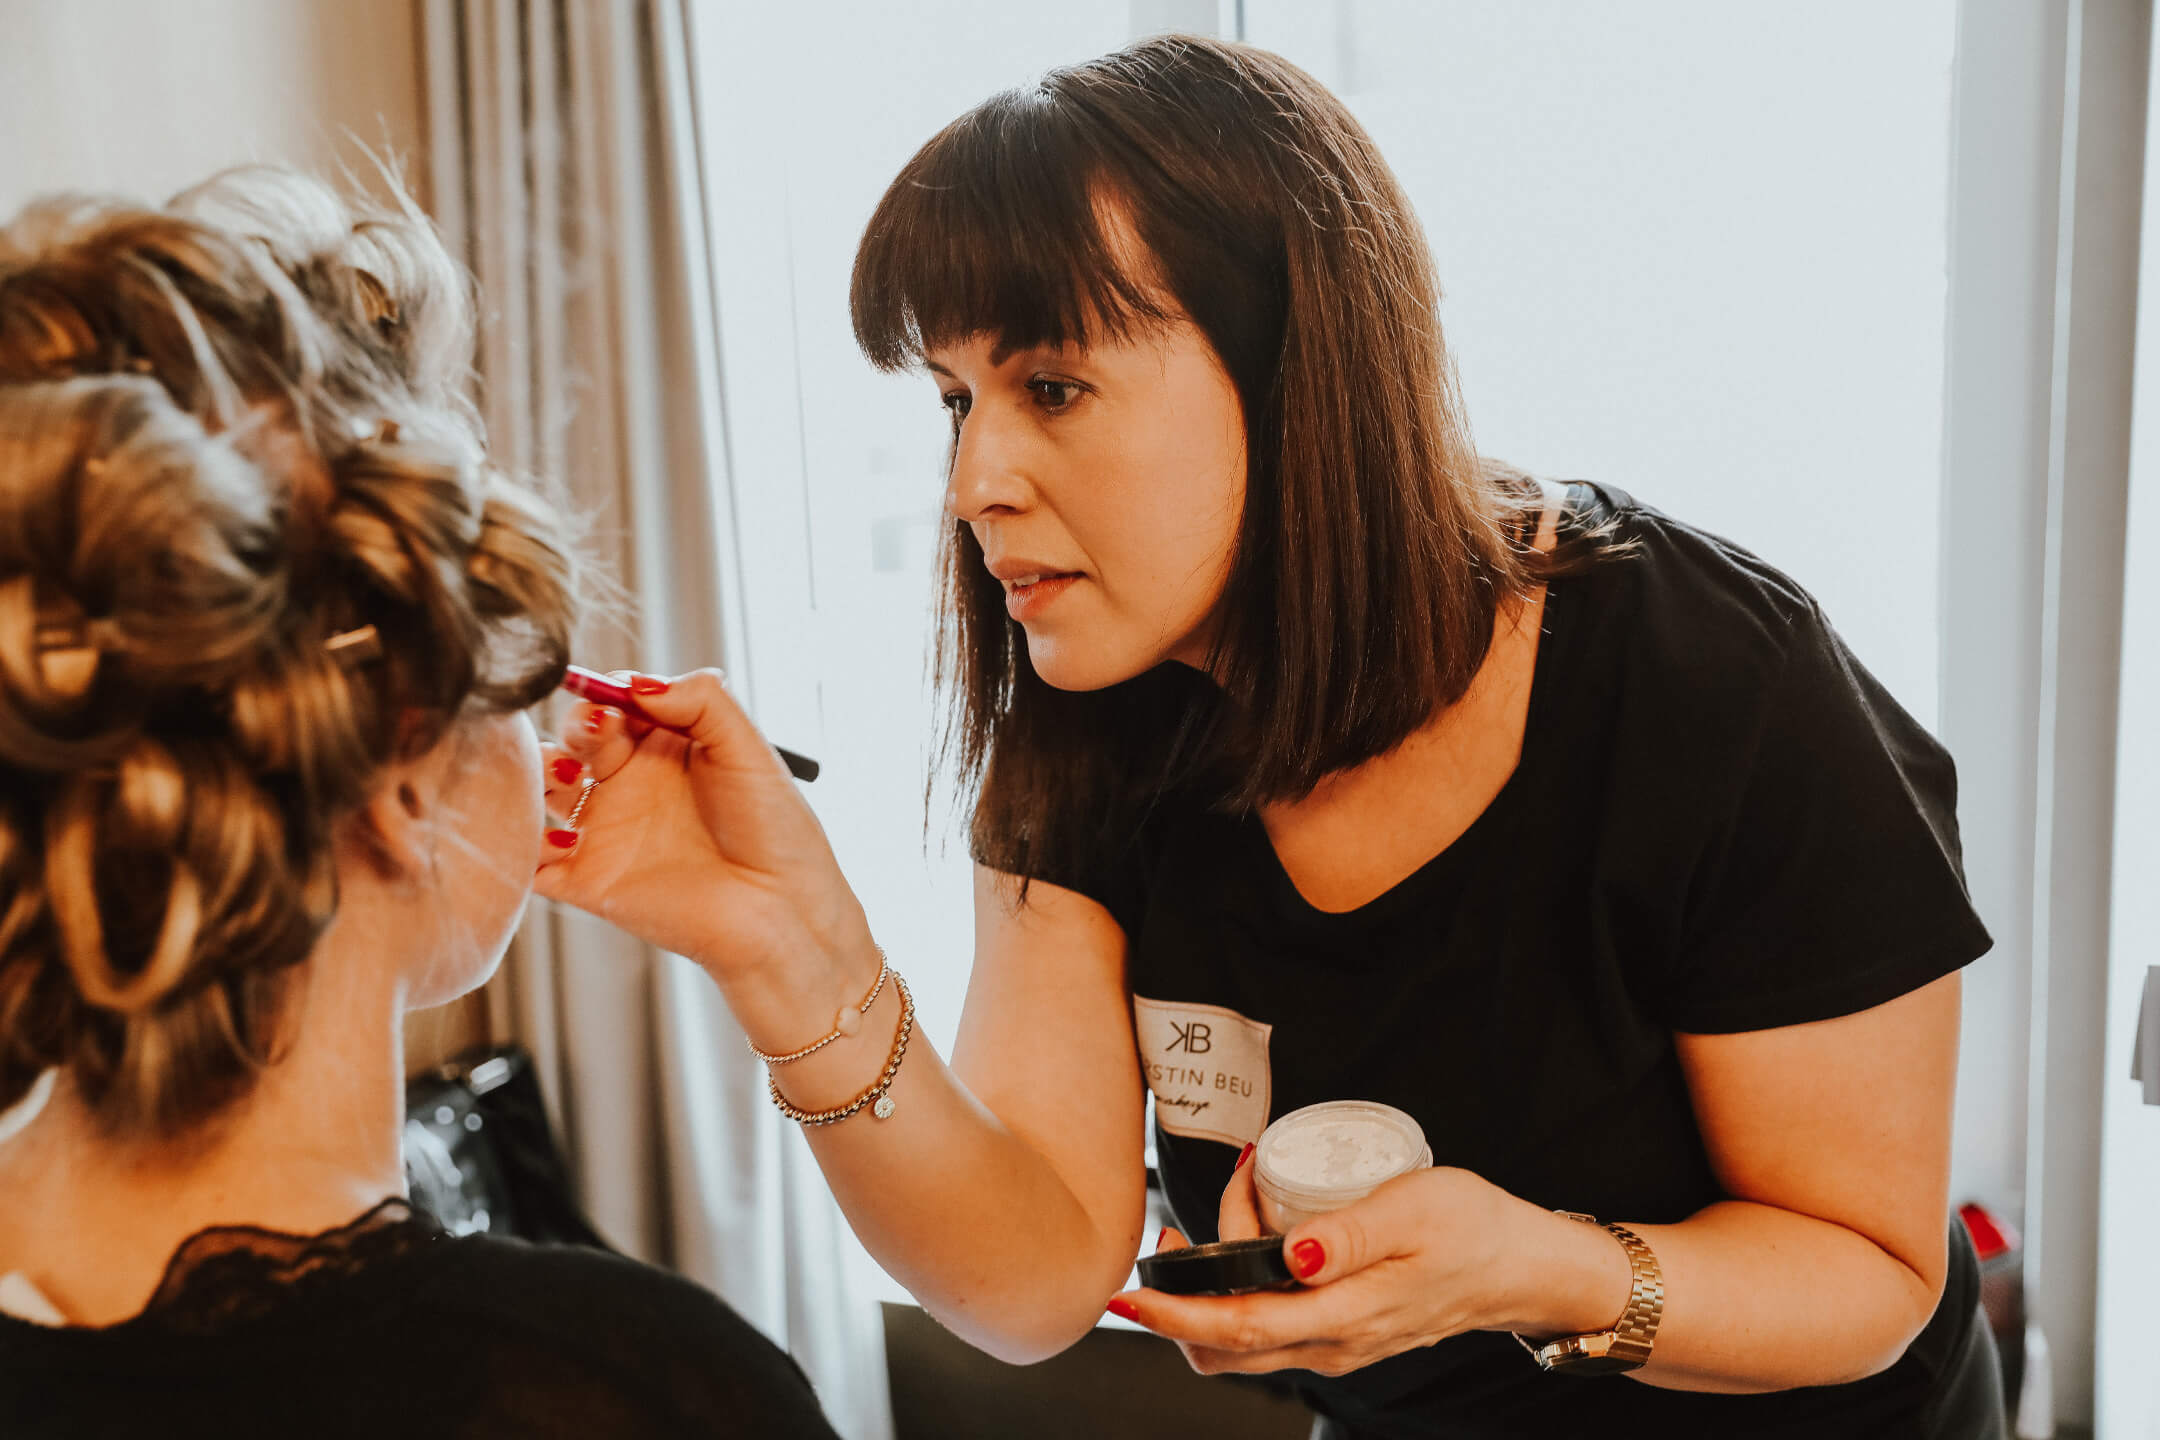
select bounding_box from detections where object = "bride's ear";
[342,718,459,882]
[344,767,433,882]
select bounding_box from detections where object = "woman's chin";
[1025,634,1152,692]
[404,923,517,1012]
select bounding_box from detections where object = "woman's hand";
[1111,1155,1629,1378]
[533,669,871,989]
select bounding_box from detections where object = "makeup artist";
[535,34,2006,1440]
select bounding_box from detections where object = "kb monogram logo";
[1133,995,1272,1149]
[1168,1020,1213,1054]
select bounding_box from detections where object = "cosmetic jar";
[1135,1236,1296,1296]
[1252,1100,1432,1232]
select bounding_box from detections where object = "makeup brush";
[560,665,820,782]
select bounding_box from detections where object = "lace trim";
[135,1196,440,1335]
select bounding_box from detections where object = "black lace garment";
[0,1199,841,1439]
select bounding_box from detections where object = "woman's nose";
[943,415,1031,523]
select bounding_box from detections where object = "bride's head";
[0,169,578,1141]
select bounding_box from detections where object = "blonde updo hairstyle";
[0,169,577,1140]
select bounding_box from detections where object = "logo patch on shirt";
[1131,994,1272,1149]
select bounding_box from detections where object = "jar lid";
[1136,1236,1296,1296]
[1254,1100,1431,1209]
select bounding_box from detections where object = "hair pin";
[30,617,119,698]
[346,416,401,446]
[29,619,382,671]
[324,624,382,667]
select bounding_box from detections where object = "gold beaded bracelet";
[766,971,913,1126]
[745,949,890,1065]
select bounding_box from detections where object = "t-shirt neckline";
[1242,487,1585,931]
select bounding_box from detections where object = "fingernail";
[584,708,615,734]
[545,828,579,849]
[1105,1296,1140,1322]
[1290,1239,1325,1279]
[551,757,583,784]
[1235,1143,1255,1171]
[630,675,668,695]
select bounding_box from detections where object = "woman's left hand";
[1111,1156,1623,1377]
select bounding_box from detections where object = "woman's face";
[928,315,1248,692]
[400,709,544,1008]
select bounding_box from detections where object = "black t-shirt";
[0,1200,841,1439]
[1043,483,1997,1438]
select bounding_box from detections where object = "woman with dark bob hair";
[539,34,2006,1438]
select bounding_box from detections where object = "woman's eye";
[1028,378,1081,411]
[940,392,971,422]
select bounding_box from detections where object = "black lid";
[1136,1237,1296,1296]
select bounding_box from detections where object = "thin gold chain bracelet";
[766,971,913,1126]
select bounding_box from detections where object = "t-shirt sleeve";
[1650,600,1994,1033]
[971,829,1152,938]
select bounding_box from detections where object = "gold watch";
[1514,1211,1665,1375]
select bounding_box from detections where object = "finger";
[534,821,581,874]
[1279,1170,1423,1287]
[1154,1226,1189,1255]
[614,669,790,779]
[604,669,656,741]
[1218,1143,1263,1242]
[1108,1284,1361,1356]
[540,744,587,811]
[556,703,639,780]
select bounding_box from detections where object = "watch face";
[1546,1353,1641,1377]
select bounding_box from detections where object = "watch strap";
[1515,1211,1665,1374]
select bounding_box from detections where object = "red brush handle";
[559,665,819,782]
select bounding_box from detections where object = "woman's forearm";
[727,961,1146,1364]
[1512,1198,1943,1392]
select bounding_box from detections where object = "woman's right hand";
[533,669,871,999]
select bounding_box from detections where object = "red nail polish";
[1235,1143,1255,1171]
[630,675,669,695]
[1105,1296,1140,1322]
[1290,1239,1325,1280]
[545,828,579,849]
[583,708,614,734]
[551,757,583,784]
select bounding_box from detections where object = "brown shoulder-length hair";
[851,34,1599,890]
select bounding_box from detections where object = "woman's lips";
[1004,572,1082,621]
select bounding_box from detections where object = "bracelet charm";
[767,970,914,1127]
[747,948,889,1065]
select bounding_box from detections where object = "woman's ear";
[343,761,436,882]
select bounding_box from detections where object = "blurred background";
[4,2,2156,1437]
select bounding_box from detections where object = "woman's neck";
[0,944,409,1327]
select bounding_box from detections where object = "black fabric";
[1040,483,2000,1437]
[0,1199,841,1439]
[404,1044,611,1249]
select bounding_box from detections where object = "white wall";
[1938,0,2068,1331]
[0,0,424,217]
[1246,0,1956,727]
[2095,14,2160,1433]
[2020,1,2150,1425]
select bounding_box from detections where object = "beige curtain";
[420,4,892,1435]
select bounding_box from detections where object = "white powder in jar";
[1264,1115,1419,1189]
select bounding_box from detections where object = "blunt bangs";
[849,86,1170,369]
